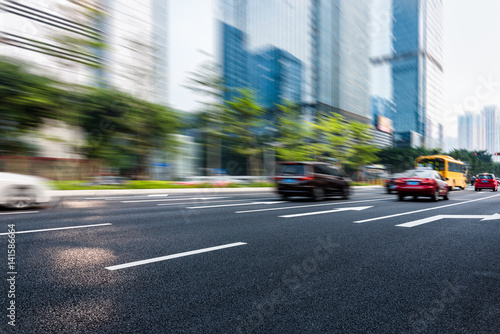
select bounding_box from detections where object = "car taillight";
[420,178,434,185]
[298,176,313,181]
[272,176,282,181]
[395,180,404,185]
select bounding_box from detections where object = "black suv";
[274,162,351,201]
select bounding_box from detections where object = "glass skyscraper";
[218,0,372,123]
[371,0,444,148]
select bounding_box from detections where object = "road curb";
[51,187,276,197]
[51,185,383,197]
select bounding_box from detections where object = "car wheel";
[443,190,450,200]
[6,188,34,209]
[431,188,439,202]
[312,187,325,201]
[342,186,351,200]
[386,187,391,194]
[475,188,478,191]
[398,194,404,201]
[280,193,289,201]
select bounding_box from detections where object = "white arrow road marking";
[105,242,247,270]
[397,213,500,228]
[280,206,373,218]
[187,201,287,209]
[236,198,389,214]
[354,193,500,223]
[0,223,112,235]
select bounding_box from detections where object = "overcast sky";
[169,0,500,140]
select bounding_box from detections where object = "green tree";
[185,59,226,171]
[309,113,349,163]
[0,59,63,155]
[274,101,311,161]
[222,88,266,176]
[70,87,179,174]
[345,121,380,170]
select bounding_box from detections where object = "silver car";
[0,172,52,209]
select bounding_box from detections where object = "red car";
[395,169,450,201]
[474,173,498,191]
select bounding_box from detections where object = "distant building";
[482,106,500,155]
[458,112,484,151]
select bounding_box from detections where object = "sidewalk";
[51,185,383,197]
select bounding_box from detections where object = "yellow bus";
[415,155,467,190]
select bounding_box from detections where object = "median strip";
[105,242,247,270]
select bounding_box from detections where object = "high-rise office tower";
[371,0,444,148]
[0,0,168,103]
[218,0,372,123]
[311,0,372,123]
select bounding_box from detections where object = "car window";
[407,170,434,178]
[478,175,492,179]
[278,164,304,176]
[313,165,329,175]
[328,167,343,177]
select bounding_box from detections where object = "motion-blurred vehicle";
[415,155,467,190]
[395,168,450,201]
[474,173,498,191]
[273,162,351,201]
[385,171,410,194]
[0,172,52,209]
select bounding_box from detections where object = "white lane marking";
[236,198,389,214]
[85,195,227,200]
[354,194,500,223]
[186,201,287,209]
[0,223,112,235]
[147,194,169,197]
[396,213,500,228]
[105,242,247,270]
[0,211,39,215]
[158,197,277,206]
[280,206,373,218]
[121,197,230,203]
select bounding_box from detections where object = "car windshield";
[406,170,436,178]
[478,175,493,179]
[277,164,305,176]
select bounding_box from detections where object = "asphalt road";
[1,186,500,333]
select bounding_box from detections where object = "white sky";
[443,0,500,139]
[169,0,500,141]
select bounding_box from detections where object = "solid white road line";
[396,213,500,228]
[105,242,247,270]
[158,197,277,206]
[121,197,230,203]
[0,211,39,215]
[235,197,389,214]
[0,223,112,235]
[147,194,169,197]
[186,201,287,209]
[353,194,500,223]
[280,206,373,218]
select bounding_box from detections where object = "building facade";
[0,0,168,103]
[371,0,444,148]
[482,106,500,155]
[218,0,372,123]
